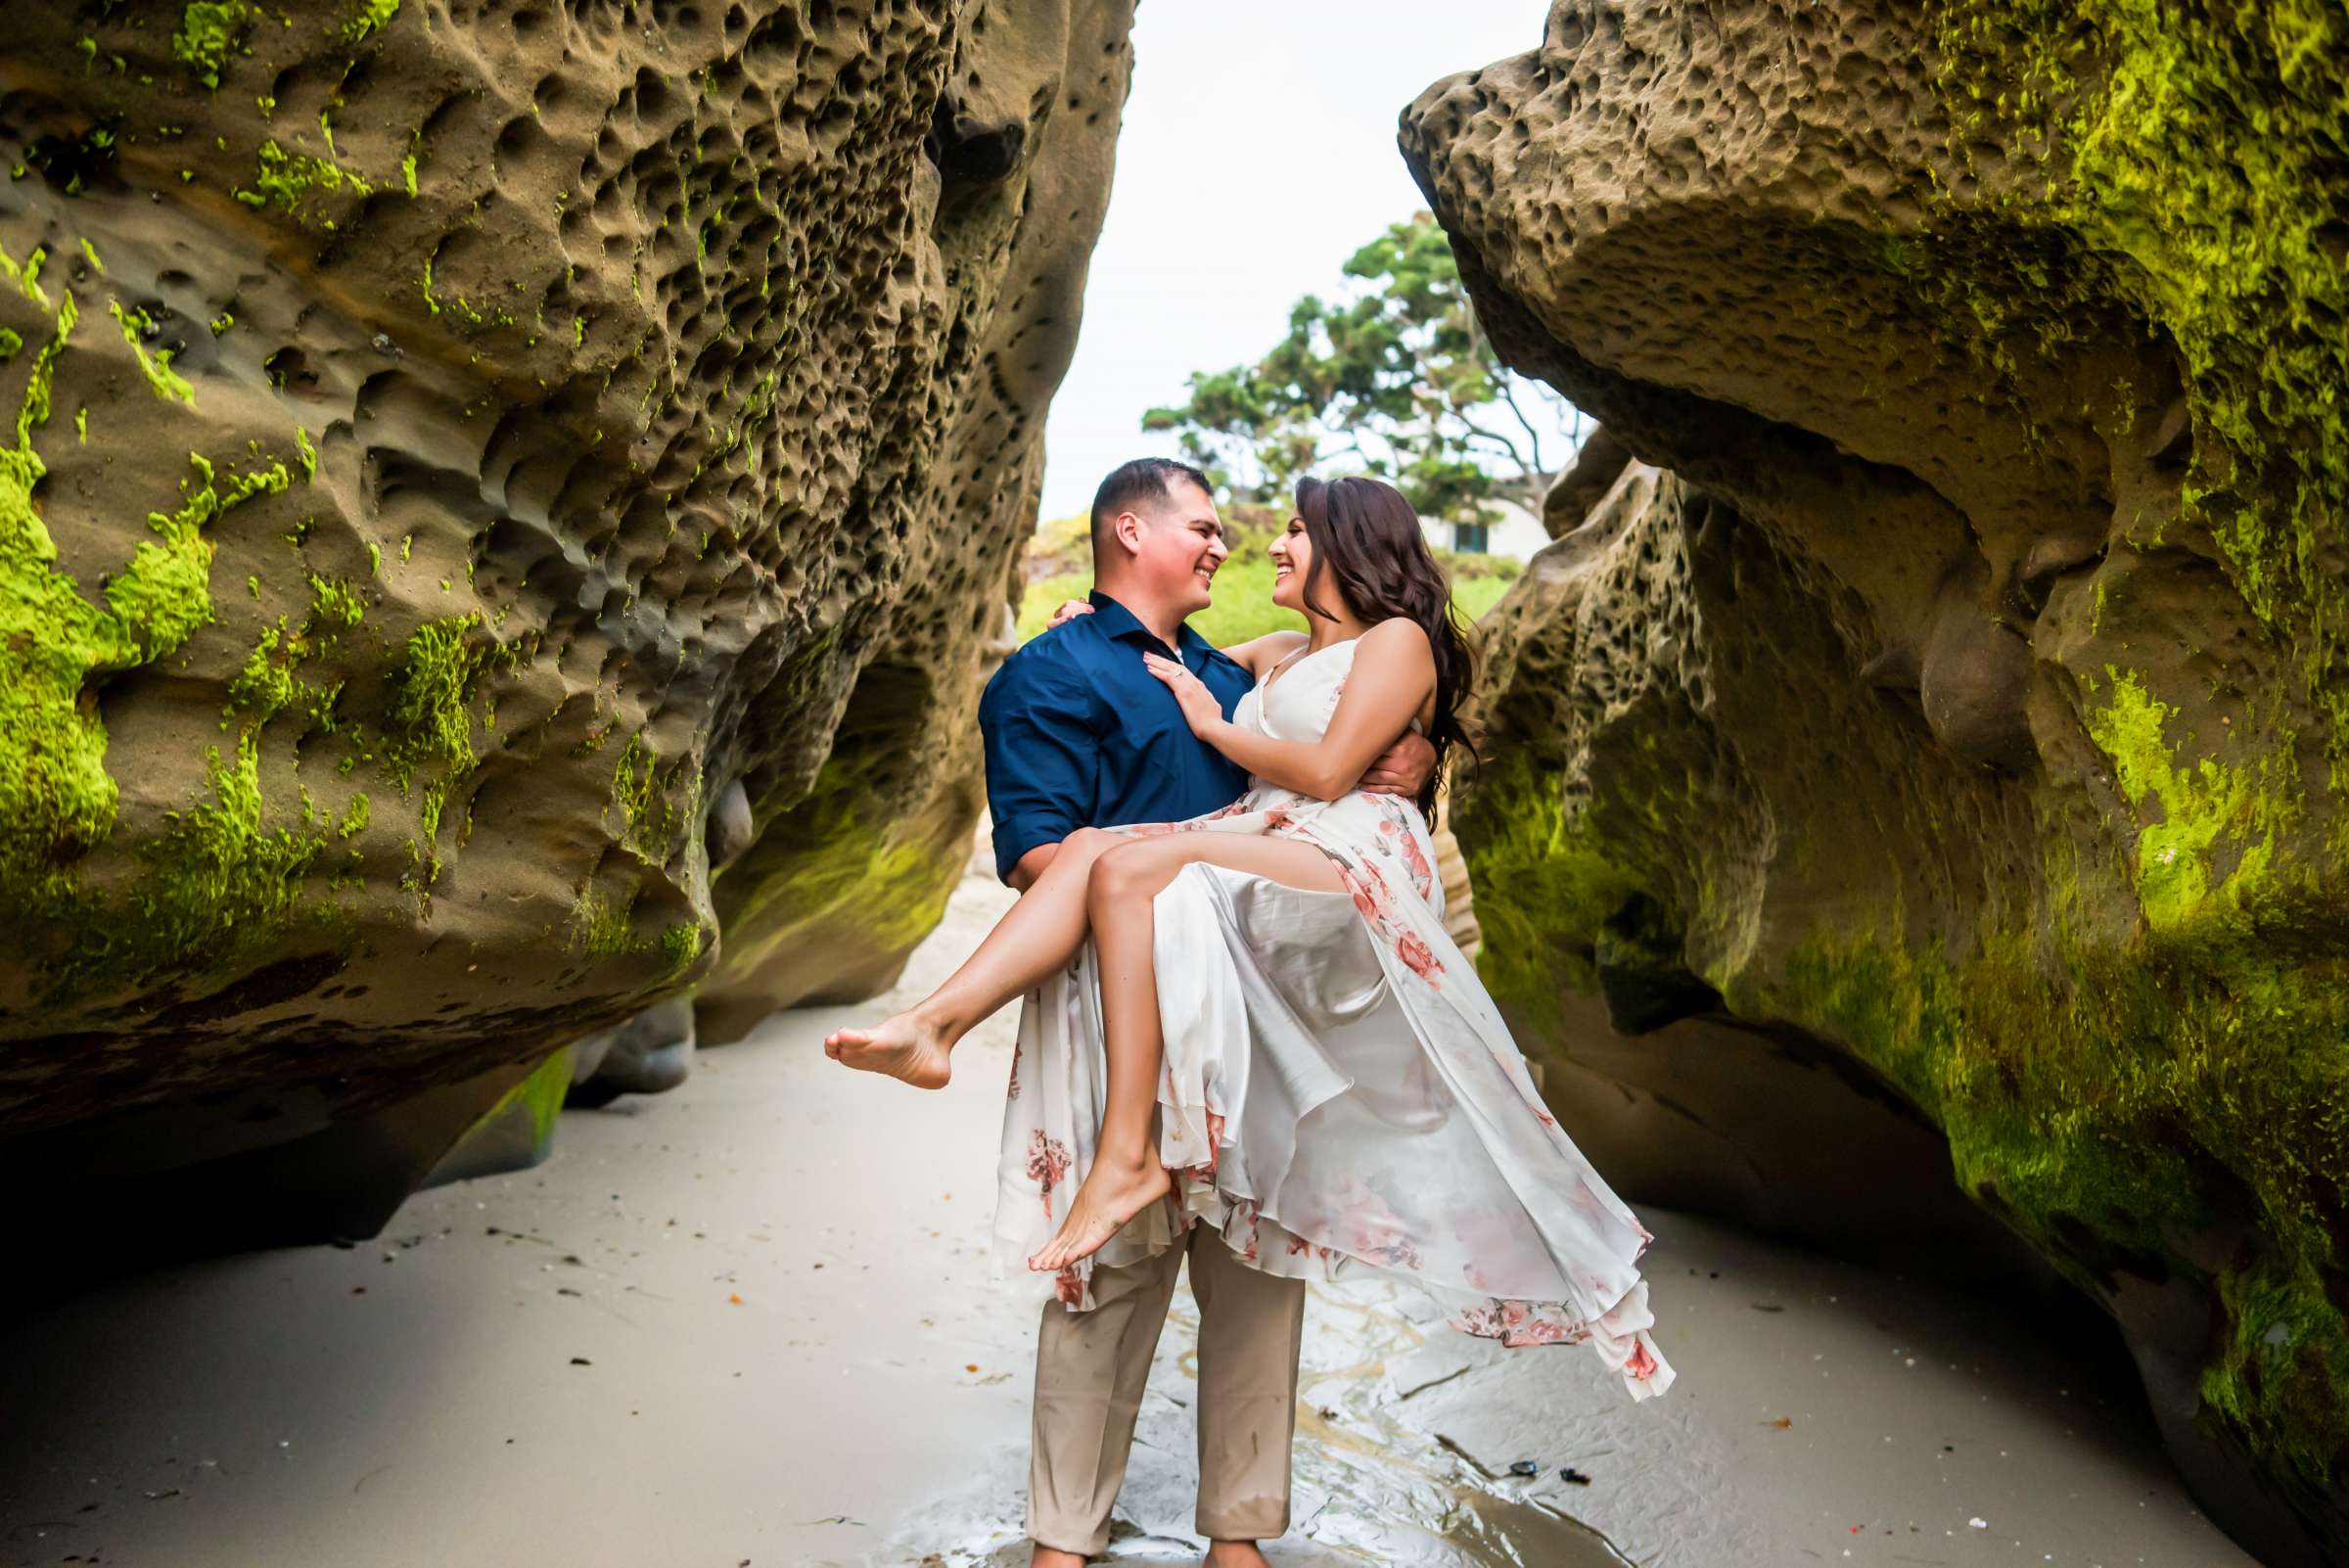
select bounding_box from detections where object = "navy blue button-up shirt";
[980,588,1256,883]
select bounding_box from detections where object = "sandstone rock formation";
[0,0,1132,1245]
[567,995,694,1109]
[1538,422,1627,538]
[1405,4,2348,1562]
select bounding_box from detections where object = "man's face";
[1119,480,1227,617]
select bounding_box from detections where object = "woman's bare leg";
[823,826,1122,1086]
[1025,839,1178,1268]
[1028,833,1346,1271]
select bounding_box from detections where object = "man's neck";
[1094,583,1185,650]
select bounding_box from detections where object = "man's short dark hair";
[1089,457,1213,557]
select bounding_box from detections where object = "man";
[980,457,1435,1568]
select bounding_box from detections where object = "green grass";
[1449,572,1516,623]
[1016,506,1519,646]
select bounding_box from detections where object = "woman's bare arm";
[1217,628,1309,679]
[1145,620,1433,801]
[1041,600,1303,681]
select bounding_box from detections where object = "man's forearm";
[1007,840,1060,893]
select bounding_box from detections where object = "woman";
[826,475,1671,1398]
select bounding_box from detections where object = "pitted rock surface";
[0,1,1131,1206]
[1405,4,2349,1562]
[1466,461,2046,1268]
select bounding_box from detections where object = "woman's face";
[1267,512,1316,615]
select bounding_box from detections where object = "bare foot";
[1029,1547,1086,1568]
[1203,1543,1269,1568]
[821,1009,950,1089]
[1027,1156,1173,1272]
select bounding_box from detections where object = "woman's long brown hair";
[1293,475,1480,818]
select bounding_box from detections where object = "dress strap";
[1257,640,1313,702]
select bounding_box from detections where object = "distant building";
[1422,497,1547,563]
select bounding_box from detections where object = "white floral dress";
[991,636,1673,1400]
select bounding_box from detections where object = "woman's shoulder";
[1361,617,1433,654]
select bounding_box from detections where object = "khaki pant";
[1028,1225,1306,1553]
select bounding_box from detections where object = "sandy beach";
[1,839,2259,1568]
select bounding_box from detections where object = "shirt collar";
[1086,588,1216,668]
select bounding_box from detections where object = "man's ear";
[1112,510,1146,558]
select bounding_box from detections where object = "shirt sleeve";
[979,649,1101,885]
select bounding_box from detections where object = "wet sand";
[1,841,2257,1567]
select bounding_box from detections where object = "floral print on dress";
[1379,815,1438,900]
[990,632,1673,1404]
[1450,1298,1590,1348]
[1173,1103,1227,1186]
[1025,1130,1071,1220]
[1331,1175,1426,1270]
[1395,930,1444,985]
[1225,1195,1264,1263]
[1328,855,1444,988]
[1284,1233,1339,1265]
[1336,863,1387,928]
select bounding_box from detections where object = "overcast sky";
[1036,1,1553,521]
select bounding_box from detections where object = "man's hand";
[1046,598,1093,630]
[1359,728,1437,797]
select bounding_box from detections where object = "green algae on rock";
[1925,2,2349,766]
[0,280,292,929]
[0,0,1135,1244]
[1405,5,2347,1559]
[169,1,253,92]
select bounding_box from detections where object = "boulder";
[566,996,695,1110]
[0,0,1133,1239]
[1404,4,2349,1561]
[1540,424,1629,538]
